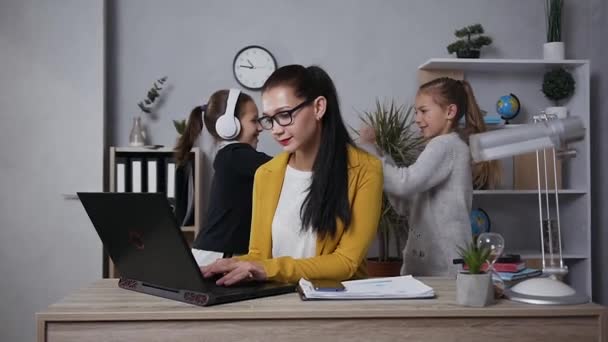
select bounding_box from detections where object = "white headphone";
[215,88,241,140]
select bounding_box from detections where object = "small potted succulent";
[447,24,492,59]
[542,67,575,119]
[456,241,494,307]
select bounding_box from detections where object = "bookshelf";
[106,146,203,278]
[418,58,592,297]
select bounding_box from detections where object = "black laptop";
[78,192,295,306]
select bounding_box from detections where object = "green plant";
[138,76,168,114]
[446,24,492,55]
[457,241,491,274]
[545,0,563,42]
[173,119,187,135]
[542,68,575,105]
[355,100,424,261]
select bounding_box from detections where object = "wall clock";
[233,45,277,90]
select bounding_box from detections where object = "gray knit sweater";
[365,132,473,277]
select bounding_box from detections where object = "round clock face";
[233,46,277,90]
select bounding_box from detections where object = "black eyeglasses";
[257,99,313,130]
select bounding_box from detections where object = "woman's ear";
[446,104,458,121]
[313,96,327,121]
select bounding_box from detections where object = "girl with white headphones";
[175,88,271,266]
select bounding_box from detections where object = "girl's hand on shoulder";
[359,125,376,145]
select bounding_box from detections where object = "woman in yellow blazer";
[201,65,383,285]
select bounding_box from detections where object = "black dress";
[192,143,271,255]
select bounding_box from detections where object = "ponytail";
[460,80,487,140]
[175,105,204,166]
[460,80,501,190]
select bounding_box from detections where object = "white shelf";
[518,252,589,260]
[474,189,587,195]
[418,58,591,296]
[115,146,173,153]
[419,58,589,73]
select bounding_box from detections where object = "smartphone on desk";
[310,279,346,292]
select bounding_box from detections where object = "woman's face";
[237,100,262,148]
[261,86,323,153]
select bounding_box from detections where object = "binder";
[166,158,176,203]
[147,159,158,193]
[115,156,130,192]
[114,158,127,192]
[131,158,144,193]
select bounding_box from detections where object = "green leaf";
[457,241,491,274]
[173,119,187,135]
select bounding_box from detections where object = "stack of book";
[458,254,542,281]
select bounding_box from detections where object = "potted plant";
[456,242,494,307]
[544,0,565,60]
[356,100,424,276]
[130,76,168,147]
[542,67,575,119]
[446,24,492,59]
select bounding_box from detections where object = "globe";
[496,93,521,121]
[470,208,491,237]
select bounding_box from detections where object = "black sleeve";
[228,146,272,177]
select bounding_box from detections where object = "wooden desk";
[37,278,607,342]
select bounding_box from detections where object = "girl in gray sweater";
[361,77,497,276]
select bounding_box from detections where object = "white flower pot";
[543,42,565,60]
[456,272,494,307]
[546,106,568,119]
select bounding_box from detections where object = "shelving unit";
[419,58,592,296]
[473,189,587,195]
[106,146,203,277]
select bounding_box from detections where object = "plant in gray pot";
[456,242,494,307]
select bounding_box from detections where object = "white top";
[271,165,317,259]
[363,132,473,276]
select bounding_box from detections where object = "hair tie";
[201,104,208,112]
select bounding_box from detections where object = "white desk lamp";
[469,114,588,305]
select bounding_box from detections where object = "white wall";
[0,1,105,341]
[108,0,561,151]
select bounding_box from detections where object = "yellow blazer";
[236,144,383,283]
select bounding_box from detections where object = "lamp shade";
[469,117,585,162]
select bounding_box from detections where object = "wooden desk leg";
[36,316,46,342]
[600,310,607,342]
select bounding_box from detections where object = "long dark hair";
[418,77,501,189]
[174,90,253,165]
[262,65,353,238]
